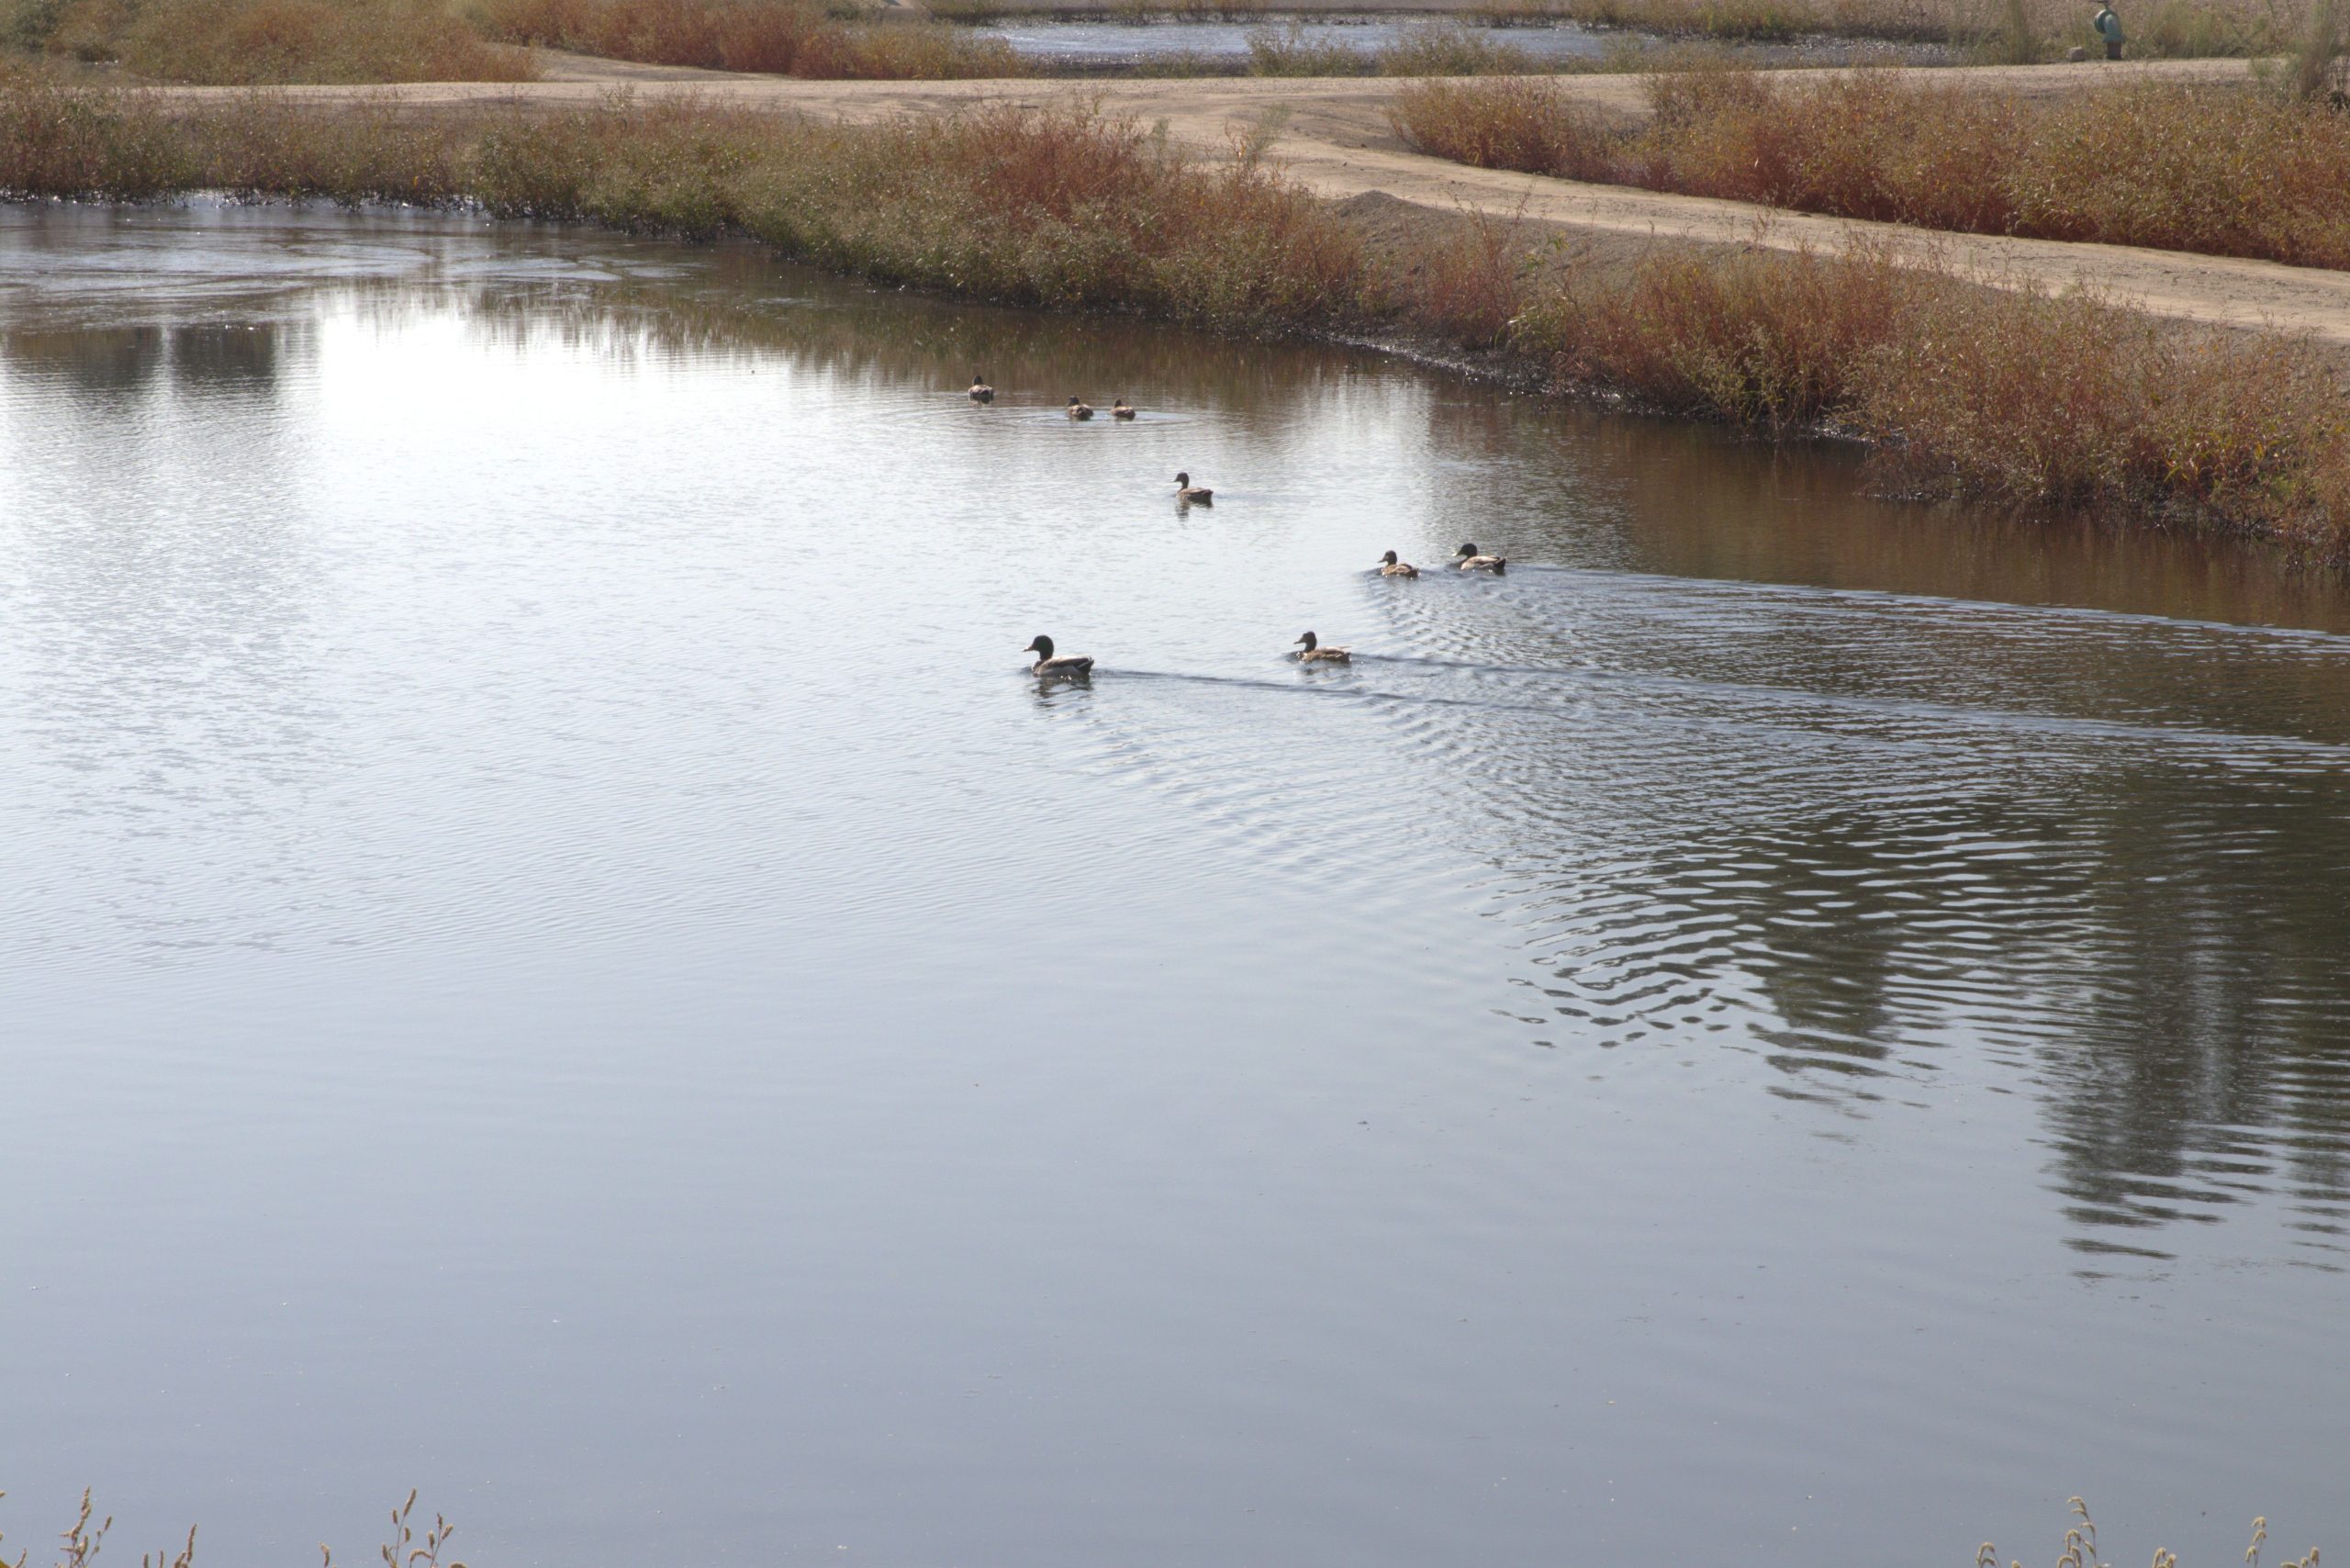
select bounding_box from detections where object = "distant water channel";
[4,201,2346,1567]
[969,12,1956,68]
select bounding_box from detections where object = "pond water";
[3,200,2347,1568]
[968,12,1954,67]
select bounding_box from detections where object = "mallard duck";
[1453,542,1507,572]
[1066,397,1094,420]
[1174,471,1214,504]
[1377,550,1419,577]
[1024,634,1094,679]
[1292,631,1350,664]
[968,372,994,403]
[1111,398,1136,420]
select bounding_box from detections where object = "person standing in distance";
[2092,2,2126,59]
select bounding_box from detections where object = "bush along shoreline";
[2,80,2344,554]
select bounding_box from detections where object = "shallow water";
[979,13,1609,62]
[969,12,1955,66]
[4,200,2347,1567]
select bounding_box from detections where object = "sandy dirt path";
[160,58,2350,345]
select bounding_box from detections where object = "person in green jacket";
[2092,2,2126,58]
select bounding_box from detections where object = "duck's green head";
[1024,635,1054,658]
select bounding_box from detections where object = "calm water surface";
[4,201,2348,1567]
[970,14,1953,64]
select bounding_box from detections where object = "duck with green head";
[1453,543,1506,573]
[1024,634,1095,679]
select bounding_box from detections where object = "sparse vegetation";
[1393,70,2350,270]
[0,77,2344,552]
[0,1488,461,1568]
[1978,1497,2323,1568]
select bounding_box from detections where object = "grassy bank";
[1394,71,2350,270]
[1,79,2344,551]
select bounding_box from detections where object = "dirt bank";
[150,57,2350,348]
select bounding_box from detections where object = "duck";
[1174,471,1214,504]
[1292,631,1351,665]
[1377,550,1419,577]
[1024,634,1094,679]
[968,372,994,403]
[1111,398,1136,420]
[1453,542,1507,572]
[1066,397,1094,420]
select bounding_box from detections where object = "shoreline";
[6,79,2344,558]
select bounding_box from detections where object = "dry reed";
[1978,1496,2322,1568]
[1393,71,2350,270]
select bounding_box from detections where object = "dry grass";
[1517,238,2350,545]
[1394,70,2350,270]
[1981,1497,2323,1568]
[6,0,533,81]
[0,1486,460,1568]
[469,0,1022,76]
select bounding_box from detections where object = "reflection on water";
[3,201,2346,1568]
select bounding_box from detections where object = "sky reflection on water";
[3,202,2346,1568]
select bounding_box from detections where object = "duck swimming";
[968,372,994,403]
[1292,631,1351,665]
[1174,472,1214,504]
[1066,397,1094,420]
[1111,398,1136,420]
[1453,543,1507,572]
[1024,635,1094,678]
[1377,550,1419,577]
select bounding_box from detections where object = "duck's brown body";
[1378,550,1419,577]
[1292,631,1350,664]
[1024,634,1094,678]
